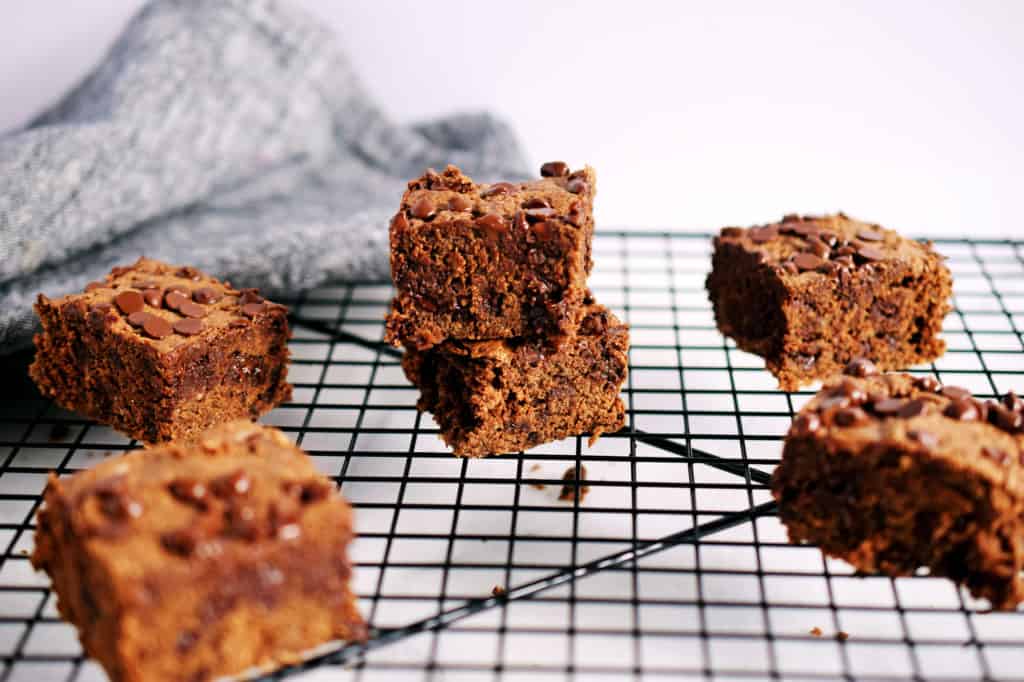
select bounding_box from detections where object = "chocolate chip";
[898,399,926,418]
[481,182,516,198]
[524,207,557,222]
[857,228,884,242]
[177,266,202,281]
[857,246,885,262]
[793,253,825,271]
[908,429,939,450]
[391,211,410,232]
[834,407,869,426]
[475,213,507,235]
[114,290,145,315]
[127,311,149,327]
[914,376,941,392]
[241,302,266,317]
[84,281,104,292]
[988,403,1023,433]
[178,300,207,318]
[844,358,879,377]
[164,291,189,311]
[540,161,569,177]
[90,302,113,315]
[173,318,204,336]
[791,412,821,436]
[229,319,249,328]
[819,395,851,411]
[567,200,584,226]
[531,222,555,243]
[781,213,801,223]
[1002,392,1024,412]
[941,385,972,401]
[944,399,980,421]
[448,194,472,212]
[793,224,821,237]
[193,287,220,304]
[836,245,857,257]
[239,289,264,305]
[872,398,907,415]
[211,470,251,497]
[720,227,744,238]
[142,315,173,339]
[566,178,589,194]
[141,288,162,308]
[223,503,260,541]
[523,197,551,210]
[169,478,208,506]
[161,529,198,557]
[749,226,778,244]
[410,196,435,219]
[833,255,855,268]
[805,237,831,258]
[166,284,191,295]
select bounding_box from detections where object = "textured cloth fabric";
[0,0,529,354]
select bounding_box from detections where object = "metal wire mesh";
[1,232,1024,682]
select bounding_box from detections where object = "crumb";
[837,631,849,642]
[492,585,506,597]
[48,422,70,442]
[809,627,823,637]
[558,465,590,503]
[528,463,541,473]
[530,483,546,490]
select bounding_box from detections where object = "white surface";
[2,1,1023,237]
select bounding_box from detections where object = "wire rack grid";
[1,231,1024,682]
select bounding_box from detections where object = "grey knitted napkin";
[0,0,529,354]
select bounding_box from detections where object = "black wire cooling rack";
[2,232,1024,682]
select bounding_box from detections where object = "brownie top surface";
[39,257,287,351]
[437,301,627,361]
[714,213,945,280]
[393,163,594,234]
[43,420,349,578]
[790,359,1024,495]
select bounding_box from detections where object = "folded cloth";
[0,0,529,354]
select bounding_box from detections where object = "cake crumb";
[528,464,541,473]
[837,631,849,642]
[809,627,823,637]
[492,585,506,597]
[558,465,590,503]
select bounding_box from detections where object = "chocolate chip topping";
[448,194,472,212]
[114,290,144,315]
[749,226,778,244]
[872,398,907,415]
[944,399,980,421]
[475,213,506,234]
[391,211,410,232]
[857,228,884,242]
[142,314,173,339]
[169,478,208,506]
[173,318,204,336]
[941,385,972,401]
[791,412,821,436]
[857,246,885,262]
[239,289,264,305]
[566,178,589,195]
[411,196,435,220]
[844,358,879,377]
[805,237,831,259]
[792,253,825,272]
[164,290,189,311]
[897,398,926,418]
[211,470,251,497]
[480,182,516,198]
[161,528,198,557]
[177,300,207,318]
[192,287,220,304]
[914,376,941,392]
[127,311,149,327]
[988,403,1023,433]
[142,288,163,308]
[241,302,267,317]
[540,161,569,177]
[834,407,869,426]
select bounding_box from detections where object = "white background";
[2,1,1022,237]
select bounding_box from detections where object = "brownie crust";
[29,258,292,443]
[706,214,952,390]
[385,163,595,349]
[31,420,366,682]
[403,303,629,457]
[772,361,1024,610]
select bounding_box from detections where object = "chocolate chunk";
[114,290,145,315]
[793,224,821,237]
[481,182,516,198]
[793,253,825,271]
[164,291,189,311]
[166,284,191,296]
[871,398,907,415]
[192,287,220,304]
[844,358,879,377]
[142,288,163,308]
[524,207,557,222]
[1002,392,1024,413]
[127,311,150,328]
[475,213,507,235]
[857,228,884,242]
[161,529,198,557]
[142,315,173,339]
[410,196,435,220]
[908,429,939,450]
[898,399,926,418]
[211,470,251,497]
[941,385,972,401]
[834,407,869,426]
[749,226,778,244]
[567,200,584,226]
[781,213,801,223]
[805,237,831,258]
[523,197,551,209]
[239,289,264,305]
[832,255,854,268]
[391,211,410,232]
[791,412,821,436]
[229,318,249,328]
[943,399,980,421]
[540,161,569,177]
[914,376,941,392]
[178,300,207,319]
[720,227,744,238]
[857,246,885,262]
[836,244,857,257]
[177,266,202,281]
[530,222,554,243]
[173,318,204,336]
[819,395,851,411]
[169,478,208,506]
[988,403,1023,433]
[566,178,589,194]
[241,302,267,317]
[448,194,472,212]
[84,281,104,292]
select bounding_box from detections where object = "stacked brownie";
[386,163,629,457]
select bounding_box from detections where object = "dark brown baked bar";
[772,359,1024,610]
[31,420,366,682]
[29,258,291,444]
[706,214,951,391]
[385,162,595,349]
[402,302,629,457]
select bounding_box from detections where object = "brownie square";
[402,302,629,456]
[772,362,1024,610]
[29,258,291,443]
[31,420,366,682]
[706,214,952,390]
[385,162,595,349]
